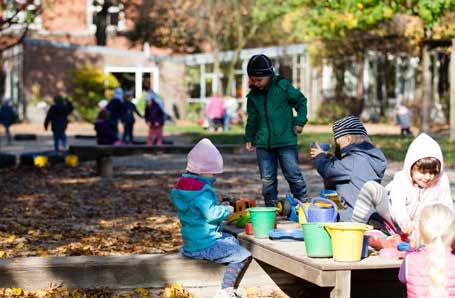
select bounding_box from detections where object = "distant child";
[44,95,73,152]
[205,93,225,132]
[145,97,165,145]
[351,133,453,244]
[121,90,142,144]
[171,139,251,298]
[0,99,17,143]
[310,116,387,221]
[396,103,413,137]
[106,87,125,136]
[398,204,455,297]
[94,110,118,145]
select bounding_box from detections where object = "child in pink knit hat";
[171,138,251,298]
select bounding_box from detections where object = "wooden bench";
[238,222,404,298]
[0,253,304,297]
[69,144,243,178]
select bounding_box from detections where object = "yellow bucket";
[34,156,48,168]
[65,155,79,167]
[324,223,373,262]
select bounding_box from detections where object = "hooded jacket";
[388,133,453,235]
[399,248,455,297]
[244,74,308,149]
[313,141,387,221]
[171,173,230,252]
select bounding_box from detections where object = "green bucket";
[302,223,333,257]
[249,207,277,238]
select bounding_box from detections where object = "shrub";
[312,96,362,124]
[71,66,119,122]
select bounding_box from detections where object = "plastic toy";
[65,155,79,167]
[277,193,303,222]
[303,197,337,223]
[33,155,48,168]
[268,229,304,241]
[236,215,250,228]
[397,242,410,251]
[226,210,249,224]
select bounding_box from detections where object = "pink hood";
[388,133,453,238]
[186,138,223,174]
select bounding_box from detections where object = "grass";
[166,124,455,167]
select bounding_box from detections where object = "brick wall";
[22,40,153,104]
[41,0,88,34]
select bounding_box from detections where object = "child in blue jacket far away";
[171,138,251,298]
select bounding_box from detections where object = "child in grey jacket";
[310,116,387,221]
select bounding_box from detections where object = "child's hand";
[245,142,254,152]
[293,125,303,134]
[309,143,325,158]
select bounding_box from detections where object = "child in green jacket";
[245,54,308,206]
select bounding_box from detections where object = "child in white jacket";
[351,133,453,246]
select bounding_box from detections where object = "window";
[87,0,125,33]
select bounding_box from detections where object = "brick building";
[1,0,163,121]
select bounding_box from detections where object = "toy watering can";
[303,197,338,223]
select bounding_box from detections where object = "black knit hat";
[332,116,368,140]
[247,54,274,77]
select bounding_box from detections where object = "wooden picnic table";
[238,222,403,298]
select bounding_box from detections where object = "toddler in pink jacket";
[351,133,453,245]
[398,204,455,297]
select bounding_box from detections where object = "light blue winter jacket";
[171,174,230,252]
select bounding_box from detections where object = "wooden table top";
[238,221,402,271]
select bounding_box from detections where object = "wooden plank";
[239,233,402,271]
[330,270,351,298]
[69,144,243,160]
[240,238,336,287]
[0,254,297,296]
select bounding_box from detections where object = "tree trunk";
[226,48,242,96]
[379,52,388,117]
[421,45,431,133]
[355,54,365,116]
[450,39,455,140]
[334,60,345,100]
[212,47,222,95]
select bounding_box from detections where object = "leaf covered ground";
[0,164,183,258]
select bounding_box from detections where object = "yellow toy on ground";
[65,155,79,167]
[33,156,48,168]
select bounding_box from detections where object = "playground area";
[0,122,454,297]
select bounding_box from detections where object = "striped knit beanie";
[332,116,368,140]
[247,54,274,76]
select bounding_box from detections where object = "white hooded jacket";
[387,133,453,234]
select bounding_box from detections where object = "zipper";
[264,92,271,150]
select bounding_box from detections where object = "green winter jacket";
[244,74,308,148]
